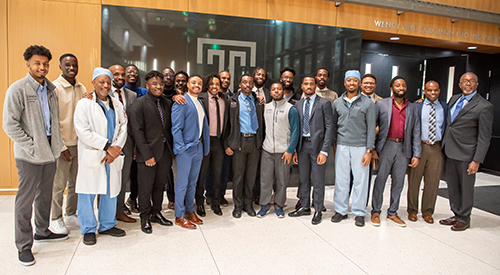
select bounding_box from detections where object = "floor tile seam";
[296,217,369,275]
[64,235,82,275]
[411,226,500,271]
[0,195,10,204]
[199,226,222,275]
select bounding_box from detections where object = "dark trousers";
[15,159,56,252]
[232,136,261,208]
[165,167,175,203]
[407,143,444,216]
[116,153,133,214]
[445,158,475,223]
[129,160,138,201]
[220,154,233,196]
[298,139,326,211]
[196,136,224,206]
[137,147,172,220]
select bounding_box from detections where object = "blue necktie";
[451,96,465,122]
[303,98,311,136]
[247,96,258,132]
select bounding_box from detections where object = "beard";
[393,91,406,98]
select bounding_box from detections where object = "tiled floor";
[1,173,499,274]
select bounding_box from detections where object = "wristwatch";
[366,149,373,154]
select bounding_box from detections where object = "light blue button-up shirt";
[450,91,476,116]
[302,93,317,137]
[37,81,51,136]
[421,99,444,142]
[239,92,257,134]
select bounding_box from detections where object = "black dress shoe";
[212,204,223,216]
[295,199,302,210]
[220,197,229,206]
[244,205,256,217]
[151,213,173,226]
[141,219,152,234]
[232,207,242,218]
[83,233,96,245]
[331,212,348,223]
[197,205,206,217]
[126,198,140,214]
[288,207,312,217]
[312,211,322,225]
[99,226,126,237]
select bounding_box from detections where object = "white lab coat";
[74,92,127,198]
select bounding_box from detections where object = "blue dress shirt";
[239,93,257,134]
[450,91,476,117]
[37,81,51,136]
[421,99,444,142]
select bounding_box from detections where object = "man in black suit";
[109,64,137,223]
[195,73,229,216]
[130,70,174,234]
[288,75,334,225]
[439,72,493,231]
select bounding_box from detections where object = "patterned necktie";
[213,96,221,138]
[303,97,311,136]
[157,98,164,126]
[451,96,465,122]
[429,103,436,144]
[247,96,258,131]
[116,90,123,104]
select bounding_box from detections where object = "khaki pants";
[51,145,78,220]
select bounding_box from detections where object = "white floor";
[1,173,500,274]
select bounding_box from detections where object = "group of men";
[3,45,494,266]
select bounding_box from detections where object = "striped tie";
[429,103,436,144]
[303,98,311,136]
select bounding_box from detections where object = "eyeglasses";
[460,79,477,84]
[362,82,376,85]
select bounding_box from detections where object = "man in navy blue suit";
[172,75,210,229]
[407,81,447,224]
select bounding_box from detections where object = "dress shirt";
[252,86,266,98]
[421,99,444,142]
[450,91,477,116]
[387,97,407,139]
[187,93,205,138]
[37,80,51,136]
[302,93,317,137]
[110,86,127,111]
[362,92,375,102]
[208,94,225,137]
[238,92,257,134]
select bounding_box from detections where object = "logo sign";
[197,38,257,92]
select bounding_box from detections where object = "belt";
[387,137,404,143]
[422,140,440,145]
[241,133,256,137]
[303,136,312,142]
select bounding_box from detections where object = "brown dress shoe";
[116,212,136,223]
[423,215,434,224]
[186,211,203,225]
[451,221,470,231]
[168,202,175,210]
[175,217,196,229]
[408,213,417,222]
[439,216,458,226]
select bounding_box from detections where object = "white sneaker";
[51,218,69,234]
[64,215,80,226]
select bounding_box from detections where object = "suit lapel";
[185,94,200,130]
[147,95,165,129]
[310,96,321,119]
[385,99,392,129]
[453,94,478,123]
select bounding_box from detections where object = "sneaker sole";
[19,259,35,266]
[370,220,381,227]
[387,217,406,227]
[34,236,69,242]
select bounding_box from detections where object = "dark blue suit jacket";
[171,94,210,156]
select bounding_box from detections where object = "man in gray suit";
[109,64,137,223]
[371,76,420,228]
[439,72,493,231]
[288,75,334,225]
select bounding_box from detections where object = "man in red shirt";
[370,76,421,227]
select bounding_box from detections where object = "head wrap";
[92,67,113,81]
[344,70,361,81]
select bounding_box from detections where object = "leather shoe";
[408,213,417,222]
[244,205,256,217]
[123,204,131,215]
[220,197,229,206]
[288,207,311,217]
[141,219,152,234]
[439,216,458,226]
[232,207,242,218]
[116,212,136,223]
[175,217,196,229]
[150,213,173,226]
[126,198,140,214]
[196,205,206,217]
[423,215,434,224]
[186,211,203,225]
[312,211,322,225]
[331,212,348,223]
[295,199,302,210]
[212,204,223,216]
[167,202,175,210]
[451,221,470,231]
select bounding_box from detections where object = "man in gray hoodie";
[3,45,68,266]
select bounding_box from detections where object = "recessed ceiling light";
[468,46,477,50]
[390,37,400,41]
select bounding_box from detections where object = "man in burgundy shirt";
[370,76,421,227]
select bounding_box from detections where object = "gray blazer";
[375,98,421,159]
[442,93,493,163]
[296,95,334,155]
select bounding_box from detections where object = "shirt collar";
[57,75,81,88]
[305,93,317,102]
[463,91,477,101]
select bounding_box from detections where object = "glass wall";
[101,5,362,94]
